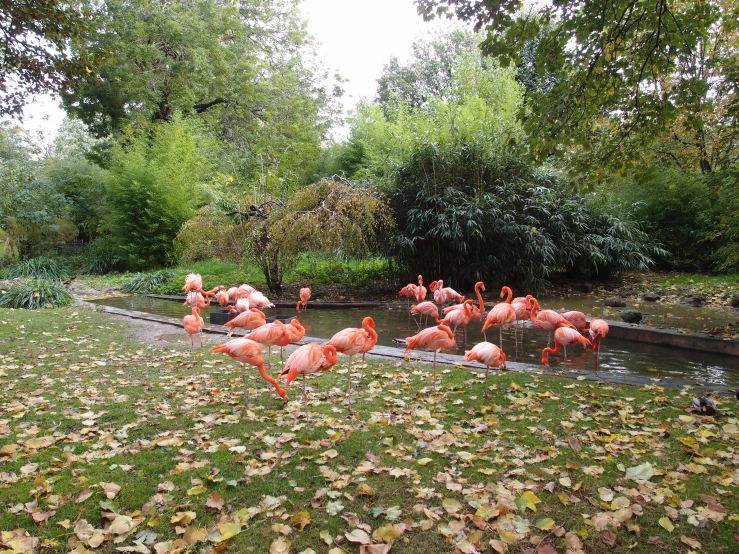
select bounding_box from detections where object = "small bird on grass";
[692,396,718,416]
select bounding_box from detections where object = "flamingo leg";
[303,373,309,428]
[499,326,503,348]
[266,346,272,369]
[361,353,367,379]
[484,366,490,397]
[346,355,354,413]
[241,364,250,409]
[199,332,203,348]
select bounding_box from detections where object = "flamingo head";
[322,344,338,368]
[475,281,485,292]
[429,280,438,292]
[362,316,376,329]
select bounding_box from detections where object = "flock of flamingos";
[180,273,609,414]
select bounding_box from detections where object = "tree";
[104,117,210,269]
[416,0,739,173]
[0,0,96,116]
[218,177,394,293]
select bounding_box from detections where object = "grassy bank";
[1,307,737,553]
[77,256,395,299]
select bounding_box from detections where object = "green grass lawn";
[1,307,738,554]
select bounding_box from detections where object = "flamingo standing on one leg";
[411,301,439,328]
[211,338,287,407]
[528,296,577,346]
[223,308,266,336]
[285,318,306,343]
[247,290,275,310]
[481,286,516,347]
[464,342,506,396]
[278,343,338,425]
[183,307,204,350]
[398,283,418,311]
[326,317,376,411]
[439,299,474,344]
[588,318,609,360]
[404,324,456,391]
[296,287,311,312]
[512,295,532,344]
[248,320,290,369]
[541,327,591,365]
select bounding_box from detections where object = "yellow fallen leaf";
[680,535,702,549]
[442,498,462,514]
[217,522,241,541]
[291,511,311,531]
[658,517,674,533]
[417,458,433,466]
[187,485,207,496]
[374,524,401,543]
[535,518,555,531]
[269,538,290,554]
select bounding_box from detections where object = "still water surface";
[92,295,739,388]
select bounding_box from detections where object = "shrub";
[0,279,72,309]
[3,256,69,281]
[121,270,176,294]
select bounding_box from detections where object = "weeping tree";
[205,177,394,293]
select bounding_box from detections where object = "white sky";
[9,0,461,140]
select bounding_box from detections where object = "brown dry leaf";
[601,531,616,546]
[489,539,508,554]
[269,538,290,554]
[536,544,558,554]
[24,436,56,450]
[647,536,665,547]
[361,545,391,554]
[205,493,224,511]
[183,526,207,545]
[442,498,462,514]
[74,488,94,503]
[680,535,702,549]
[100,482,121,499]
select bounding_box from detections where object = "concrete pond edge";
[78,300,736,397]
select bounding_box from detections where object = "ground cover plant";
[1,307,738,553]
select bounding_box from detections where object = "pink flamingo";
[528,296,577,346]
[278,343,338,424]
[326,317,377,410]
[183,306,204,350]
[415,275,427,303]
[481,286,516,346]
[588,319,609,357]
[285,318,306,343]
[211,338,287,406]
[512,295,532,343]
[439,299,474,343]
[464,342,506,395]
[562,311,588,332]
[223,308,266,336]
[183,273,203,294]
[183,291,210,308]
[430,280,464,305]
[541,327,591,365]
[398,282,418,311]
[228,297,250,314]
[235,284,256,299]
[296,287,311,312]
[404,324,456,391]
[226,286,239,301]
[411,301,440,328]
[247,320,290,369]
[215,288,230,306]
[444,281,485,320]
[247,290,274,309]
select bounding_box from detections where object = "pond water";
[92,295,739,389]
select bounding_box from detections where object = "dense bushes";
[0,280,72,309]
[389,148,661,290]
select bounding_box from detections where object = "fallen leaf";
[345,529,371,544]
[658,517,674,533]
[206,493,224,511]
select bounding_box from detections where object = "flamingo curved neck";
[501,286,513,303]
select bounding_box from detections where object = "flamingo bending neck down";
[439,299,474,344]
[223,308,266,336]
[588,319,609,359]
[411,301,439,328]
[247,320,290,368]
[296,287,311,313]
[210,338,288,407]
[541,327,591,365]
[404,324,456,391]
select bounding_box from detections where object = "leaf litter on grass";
[1,307,738,553]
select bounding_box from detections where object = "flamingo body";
[223,308,266,335]
[562,311,588,332]
[541,327,591,365]
[211,338,287,402]
[183,273,203,293]
[404,324,456,390]
[183,307,204,349]
[412,301,439,323]
[589,318,609,352]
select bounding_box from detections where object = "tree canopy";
[0,0,96,117]
[416,0,739,174]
